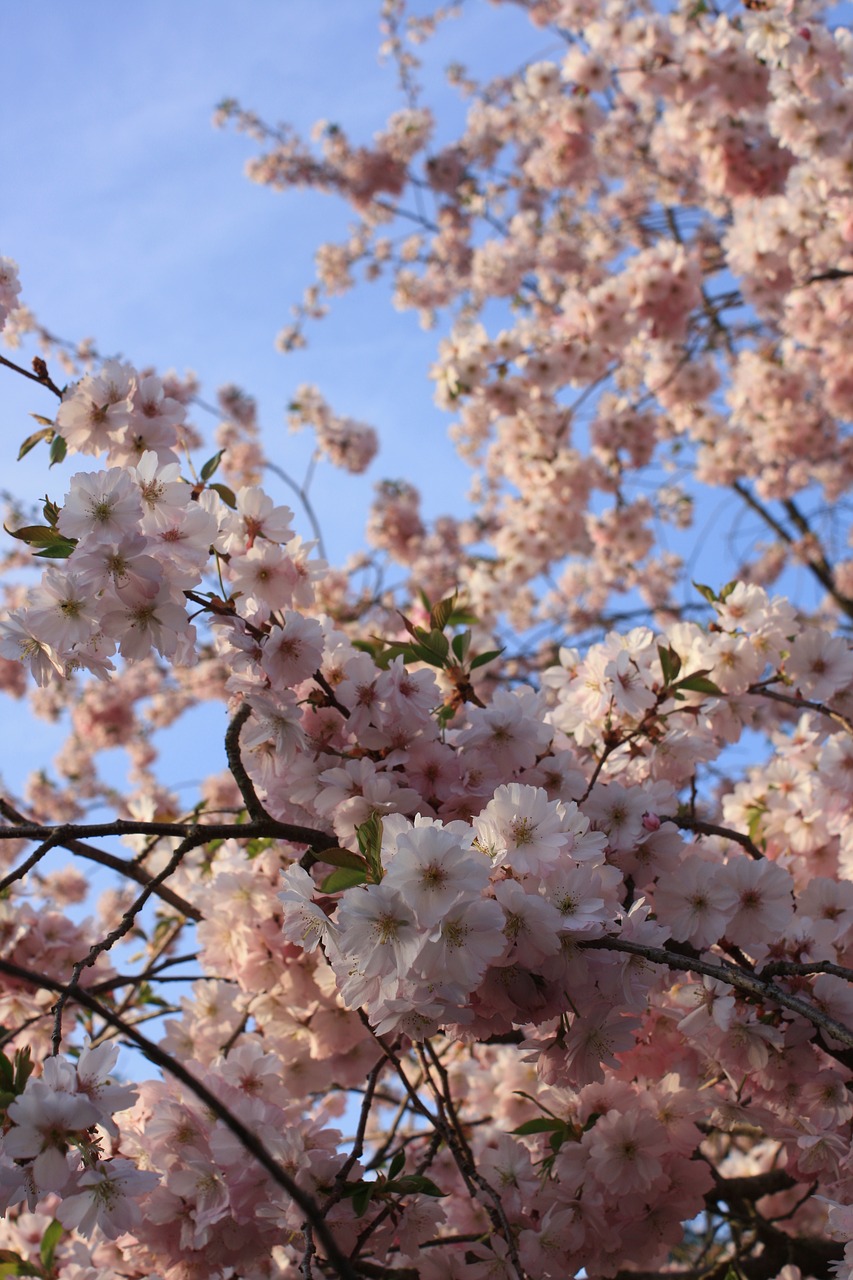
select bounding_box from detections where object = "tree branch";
[0,956,361,1280]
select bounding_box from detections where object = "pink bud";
[642,812,661,832]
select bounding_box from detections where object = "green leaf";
[12,1046,33,1092]
[512,1117,564,1136]
[429,594,457,631]
[397,611,421,642]
[469,648,504,670]
[209,483,237,509]
[374,641,415,667]
[427,628,449,660]
[356,813,384,883]
[5,523,56,545]
[317,847,370,872]
[351,639,378,658]
[746,805,766,845]
[351,1181,375,1218]
[384,1174,446,1198]
[42,498,61,527]
[387,1150,406,1181]
[451,630,471,663]
[4,525,77,558]
[48,434,67,467]
[34,541,77,559]
[692,580,718,604]
[17,426,53,461]
[673,674,722,696]
[200,449,226,482]
[657,643,681,686]
[321,867,369,893]
[0,1254,41,1278]
[40,1219,63,1272]
[410,644,446,668]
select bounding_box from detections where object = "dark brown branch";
[0,799,339,919]
[759,958,853,983]
[668,814,763,859]
[748,683,853,738]
[707,1169,795,1204]
[0,797,201,920]
[0,352,63,398]
[0,956,361,1280]
[224,701,269,821]
[579,936,853,1049]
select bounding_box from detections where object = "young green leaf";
[469,648,504,670]
[451,630,472,663]
[48,434,67,467]
[208,482,237,509]
[200,449,226,482]
[317,847,370,872]
[351,1181,375,1218]
[512,1117,565,1136]
[17,426,53,461]
[39,1220,63,1273]
[355,813,384,882]
[657,643,681,686]
[429,594,457,631]
[384,1174,446,1197]
[0,1253,41,1277]
[673,673,722,695]
[321,867,369,893]
[692,580,718,604]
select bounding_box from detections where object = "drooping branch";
[0,798,339,922]
[668,814,763,860]
[579,936,853,1050]
[0,956,361,1280]
[0,351,63,398]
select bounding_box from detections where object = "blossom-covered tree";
[3,1,853,1277]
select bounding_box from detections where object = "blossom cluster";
[0,258,20,332]
[210,0,853,640]
[0,1043,155,1240]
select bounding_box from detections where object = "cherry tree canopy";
[1,2,853,1278]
